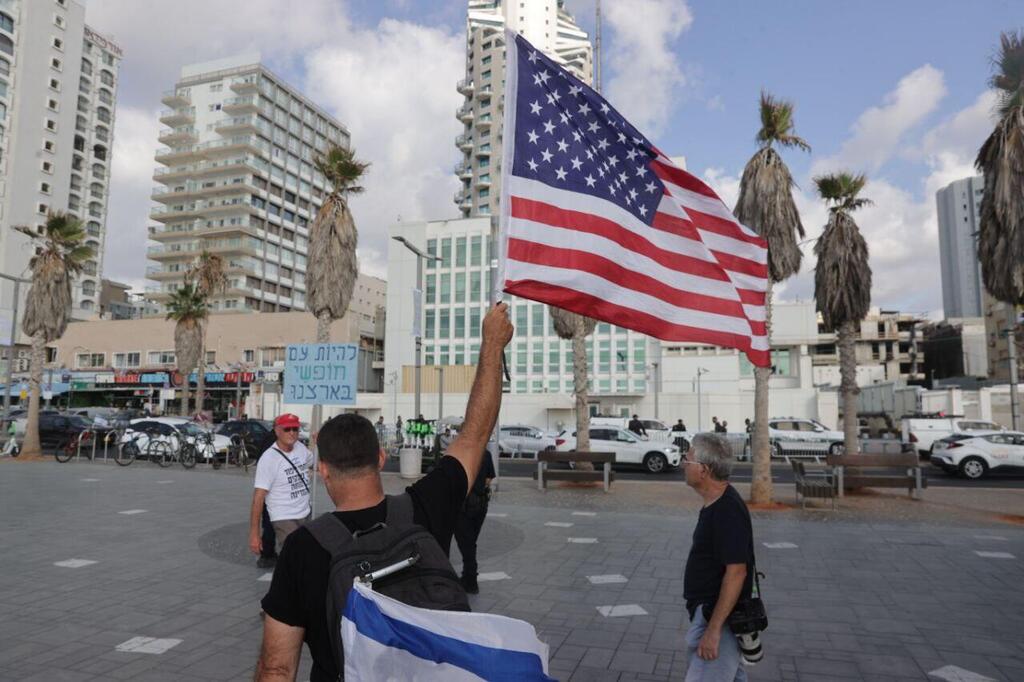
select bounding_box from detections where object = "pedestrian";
[3,419,18,456]
[254,303,512,682]
[454,448,496,594]
[628,414,647,437]
[395,415,404,447]
[673,419,687,433]
[744,418,753,434]
[721,420,729,433]
[682,433,754,681]
[712,416,721,433]
[253,428,280,569]
[248,413,313,567]
[375,415,386,445]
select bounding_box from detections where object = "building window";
[49,78,60,91]
[43,140,55,153]
[38,203,48,215]
[40,182,51,194]
[76,353,105,369]
[52,36,63,50]
[51,57,62,71]
[47,99,59,112]
[54,14,65,29]
[41,161,53,174]
[45,118,57,131]
[148,351,176,365]
[243,349,255,363]
[0,12,12,34]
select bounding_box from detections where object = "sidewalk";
[1,459,1022,681]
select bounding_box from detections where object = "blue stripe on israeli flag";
[342,582,553,681]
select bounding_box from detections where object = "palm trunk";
[750,279,773,504]
[572,333,594,471]
[838,320,859,455]
[317,310,332,344]
[195,331,206,419]
[180,382,189,417]
[19,333,46,458]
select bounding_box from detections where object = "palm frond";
[313,144,370,197]
[991,31,1024,117]
[734,146,805,281]
[814,209,872,332]
[814,172,870,214]
[549,306,596,340]
[755,91,811,152]
[187,250,228,297]
[18,211,90,342]
[164,283,208,322]
[976,99,1024,303]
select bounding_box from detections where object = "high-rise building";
[936,175,985,318]
[0,0,121,319]
[146,54,350,314]
[455,0,592,218]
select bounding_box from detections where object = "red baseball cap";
[274,413,301,429]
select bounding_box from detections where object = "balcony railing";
[456,105,474,122]
[455,134,473,149]
[457,78,474,94]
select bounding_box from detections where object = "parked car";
[497,424,556,458]
[121,417,230,460]
[901,416,1004,457]
[215,419,275,454]
[591,416,673,442]
[36,413,93,450]
[930,431,1024,479]
[554,427,681,473]
[767,418,845,457]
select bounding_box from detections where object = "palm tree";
[550,307,596,468]
[165,283,207,417]
[976,31,1024,387]
[16,212,94,458]
[813,173,872,456]
[308,144,370,343]
[733,91,810,505]
[186,251,226,418]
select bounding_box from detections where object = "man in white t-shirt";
[248,413,313,563]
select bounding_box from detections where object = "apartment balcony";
[476,114,493,129]
[201,196,255,215]
[214,116,258,135]
[154,145,201,164]
[145,266,187,280]
[151,184,199,203]
[161,89,191,107]
[454,161,472,179]
[153,164,195,184]
[453,190,471,209]
[230,75,259,93]
[159,107,195,126]
[475,147,492,158]
[456,105,474,123]
[198,136,266,157]
[456,134,473,151]
[150,204,203,223]
[476,175,491,188]
[222,95,258,114]
[457,79,474,95]
[476,84,493,99]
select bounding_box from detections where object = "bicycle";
[115,428,171,467]
[225,434,252,471]
[54,431,94,463]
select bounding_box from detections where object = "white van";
[901,416,1003,456]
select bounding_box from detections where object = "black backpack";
[305,493,470,676]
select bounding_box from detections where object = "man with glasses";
[248,413,313,564]
[682,433,753,681]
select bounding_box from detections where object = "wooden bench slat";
[539,450,616,464]
[532,471,616,482]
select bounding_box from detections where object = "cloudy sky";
[85,0,1017,319]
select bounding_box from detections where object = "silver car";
[498,424,555,458]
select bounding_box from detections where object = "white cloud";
[87,0,462,288]
[303,19,464,278]
[604,0,693,136]
[812,65,947,176]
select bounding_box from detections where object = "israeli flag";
[342,582,554,681]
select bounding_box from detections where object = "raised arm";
[446,303,513,492]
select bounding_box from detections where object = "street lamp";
[695,367,709,432]
[392,236,440,421]
[648,361,660,420]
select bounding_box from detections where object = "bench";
[534,451,616,492]
[826,453,927,500]
[789,458,838,510]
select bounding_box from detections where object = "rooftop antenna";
[594,0,602,92]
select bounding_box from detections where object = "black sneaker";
[461,575,479,594]
[256,556,277,569]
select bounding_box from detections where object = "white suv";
[554,427,681,473]
[767,418,845,457]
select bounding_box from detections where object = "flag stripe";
[510,196,736,285]
[505,256,769,339]
[507,237,759,323]
[343,584,554,682]
[506,278,771,363]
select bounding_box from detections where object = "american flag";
[498,31,770,367]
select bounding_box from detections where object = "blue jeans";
[685,607,748,682]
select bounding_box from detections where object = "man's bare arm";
[253,615,303,681]
[248,488,268,555]
[447,303,513,491]
[707,563,747,633]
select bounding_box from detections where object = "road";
[480,458,1024,488]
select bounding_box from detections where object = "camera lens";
[737,632,763,665]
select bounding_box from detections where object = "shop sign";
[71,382,91,390]
[94,373,115,384]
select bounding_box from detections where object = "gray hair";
[691,433,734,481]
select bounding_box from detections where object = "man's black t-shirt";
[260,456,469,682]
[469,452,496,496]
[683,484,754,618]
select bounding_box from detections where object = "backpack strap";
[385,493,414,525]
[305,512,353,558]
